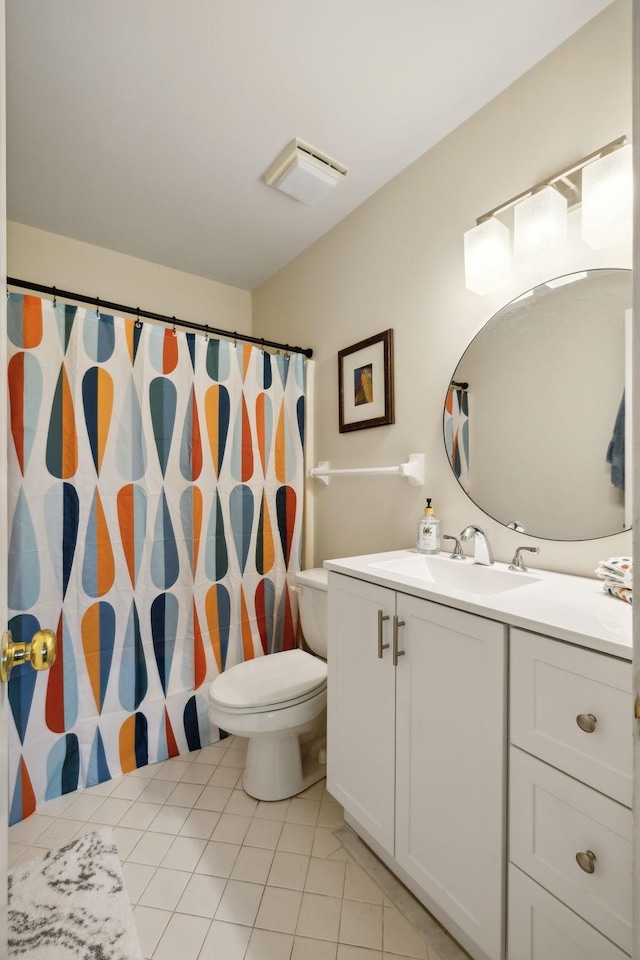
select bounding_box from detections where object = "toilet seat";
[210,649,327,715]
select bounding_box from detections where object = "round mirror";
[444,268,631,541]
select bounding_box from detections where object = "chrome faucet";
[459,525,494,565]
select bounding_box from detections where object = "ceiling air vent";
[264,139,348,206]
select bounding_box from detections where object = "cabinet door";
[395,594,507,960]
[327,573,396,853]
[508,865,629,960]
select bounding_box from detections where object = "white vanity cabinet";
[508,629,633,960]
[327,571,507,960]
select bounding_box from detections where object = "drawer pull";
[576,849,597,874]
[377,610,390,658]
[576,713,597,733]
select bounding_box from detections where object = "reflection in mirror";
[444,269,632,541]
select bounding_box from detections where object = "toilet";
[208,567,328,801]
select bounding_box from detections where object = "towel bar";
[310,453,425,487]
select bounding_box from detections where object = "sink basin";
[370,554,540,596]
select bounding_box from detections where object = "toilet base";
[242,731,327,802]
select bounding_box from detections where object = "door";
[327,573,396,852]
[394,594,507,960]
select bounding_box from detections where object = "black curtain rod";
[6,277,314,359]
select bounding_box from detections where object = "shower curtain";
[444,385,469,492]
[7,294,306,824]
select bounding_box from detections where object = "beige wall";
[7,222,252,334]
[253,0,632,577]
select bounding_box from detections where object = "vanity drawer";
[510,630,632,805]
[509,748,631,954]
[508,865,630,960]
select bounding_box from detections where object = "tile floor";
[8,735,444,960]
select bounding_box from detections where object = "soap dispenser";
[416,498,440,554]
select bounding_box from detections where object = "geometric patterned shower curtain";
[444,384,469,492]
[6,294,306,824]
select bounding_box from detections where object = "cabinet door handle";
[576,713,597,733]
[377,610,390,658]
[393,616,405,667]
[576,850,597,874]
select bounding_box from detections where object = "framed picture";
[338,329,394,432]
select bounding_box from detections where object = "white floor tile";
[148,804,192,835]
[120,861,156,903]
[277,822,315,856]
[382,906,429,959]
[199,919,251,960]
[208,765,242,788]
[338,946,382,960]
[161,835,208,872]
[138,778,177,805]
[8,813,55,845]
[243,817,284,850]
[153,911,210,960]
[211,812,251,845]
[179,808,221,840]
[110,776,150,801]
[215,878,265,926]
[133,904,172,959]
[91,797,133,826]
[339,901,383,951]
[292,936,338,960]
[58,792,107,821]
[230,844,275,884]
[256,799,290,821]
[119,801,162,831]
[255,885,303,934]
[306,858,347,898]
[167,782,205,808]
[267,851,310,891]
[286,798,321,825]
[138,866,191,910]
[219,748,247,769]
[176,872,227,918]
[153,759,193,782]
[127,831,174,866]
[224,788,259,818]
[111,825,145,860]
[195,785,234,812]
[245,928,295,960]
[344,862,385,905]
[296,892,342,942]
[195,839,241,878]
[181,762,217,785]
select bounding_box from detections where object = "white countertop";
[324,549,633,660]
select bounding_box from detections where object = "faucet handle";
[509,545,540,573]
[442,535,465,560]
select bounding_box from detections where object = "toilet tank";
[294,567,328,659]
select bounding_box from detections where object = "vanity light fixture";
[464,136,631,295]
[581,143,633,249]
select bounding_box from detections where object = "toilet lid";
[210,649,327,710]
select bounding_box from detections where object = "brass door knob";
[576,713,597,733]
[576,850,597,874]
[0,628,57,683]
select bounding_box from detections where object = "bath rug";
[8,828,142,960]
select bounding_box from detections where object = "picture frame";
[338,329,394,433]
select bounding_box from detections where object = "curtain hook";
[52,286,57,308]
[260,337,266,356]
[233,332,238,347]
[135,308,142,329]
[171,317,177,337]
[96,297,100,319]
[204,325,209,342]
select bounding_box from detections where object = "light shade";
[463,218,511,295]
[264,140,347,206]
[581,143,633,249]
[513,186,567,271]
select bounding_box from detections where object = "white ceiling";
[6,0,614,291]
